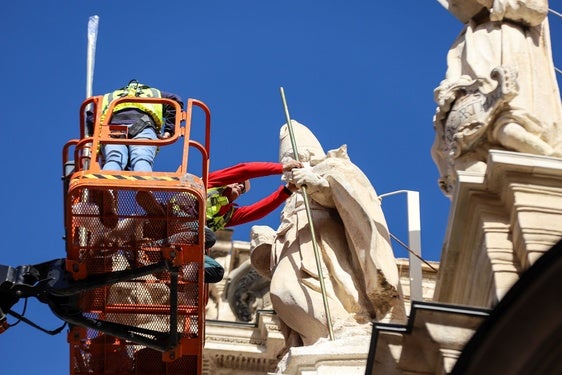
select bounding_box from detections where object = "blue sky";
[1,1,561,374]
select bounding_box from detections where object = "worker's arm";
[208,162,283,188]
[226,185,292,227]
[208,161,302,188]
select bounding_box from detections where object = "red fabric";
[208,162,283,187]
[207,162,291,227]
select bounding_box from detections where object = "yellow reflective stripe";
[78,174,179,181]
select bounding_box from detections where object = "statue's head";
[279,120,325,165]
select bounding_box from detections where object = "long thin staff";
[86,15,99,103]
[79,15,99,247]
[83,15,99,165]
[279,87,334,340]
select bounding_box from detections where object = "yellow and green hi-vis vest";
[101,80,163,129]
[206,187,234,232]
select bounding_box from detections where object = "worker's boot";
[136,191,166,239]
[101,190,118,229]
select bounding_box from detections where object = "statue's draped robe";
[432,0,562,194]
[266,146,404,346]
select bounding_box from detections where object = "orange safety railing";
[61,95,211,375]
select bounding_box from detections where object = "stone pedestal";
[272,334,372,375]
[202,254,438,374]
[435,150,562,307]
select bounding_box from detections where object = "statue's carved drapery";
[432,0,562,196]
[250,121,405,350]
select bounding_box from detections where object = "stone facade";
[202,153,562,374]
[368,151,562,374]
[203,233,439,374]
[435,151,562,307]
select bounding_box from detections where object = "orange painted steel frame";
[61,96,211,375]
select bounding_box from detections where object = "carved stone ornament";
[224,260,271,322]
[445,67,518,157]
[432,66,519,196]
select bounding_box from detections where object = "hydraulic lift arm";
[0,258,184,352]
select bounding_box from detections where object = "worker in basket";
[135,159,302,283]
[87,79,183,228]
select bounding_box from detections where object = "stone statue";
[250,121,405,350]
[432,0,562,196]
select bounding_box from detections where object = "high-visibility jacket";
[169,189,233,232]
[101,81,164,129]
[205,187,233,231]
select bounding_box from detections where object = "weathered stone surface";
[432,0,562,197]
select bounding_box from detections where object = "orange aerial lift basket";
[61,95,211,375]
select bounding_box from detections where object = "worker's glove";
[158,131,172,140]
[291,167,328,193]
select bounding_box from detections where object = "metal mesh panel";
[70,333,199,374]
[68,189,200,257]
[67,187,204,374]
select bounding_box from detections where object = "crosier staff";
[279,87,334,341]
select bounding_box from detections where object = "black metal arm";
[0,258,180,351]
